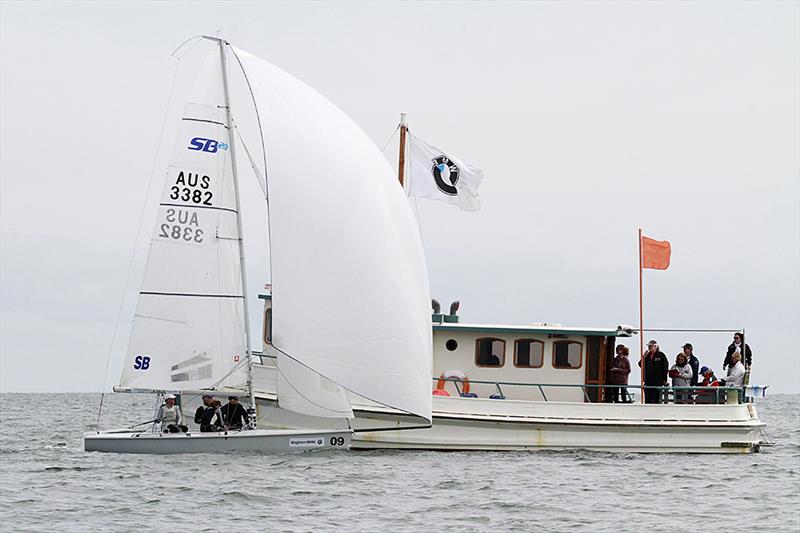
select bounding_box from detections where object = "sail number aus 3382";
[159,208,203,243]
[169,171,213,206]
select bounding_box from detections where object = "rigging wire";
[95,53,184,431]
[379,124,400,154]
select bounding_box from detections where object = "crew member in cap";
[194,394,214,425]
[682,343,700,387]
[638,340,669,404]
[158,394,188,433]
[696,366,721,404]
[220,396,250,430]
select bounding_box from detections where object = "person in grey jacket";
[669,353,693,404]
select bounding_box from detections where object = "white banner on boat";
[233,46,433,424]
[119,51,247,393]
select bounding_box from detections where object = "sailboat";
[84,36,433,454]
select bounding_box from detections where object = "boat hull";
[83,428,352,455]
[348,397,765,453]
[249,364,767,453]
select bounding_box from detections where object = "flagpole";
[639,227,645,404]
[398,112,407,188]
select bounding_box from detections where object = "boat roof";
[259,293,631,337]
[433,322,633,337]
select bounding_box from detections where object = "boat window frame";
[263,308,272,345]
[513,339,545,368]
[552,340,583,370]
[474,337,506,368]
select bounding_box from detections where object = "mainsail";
[234,47,433,423]
[119,52,247,392]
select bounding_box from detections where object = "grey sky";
[1,1,798,393]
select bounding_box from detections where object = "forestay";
[119,52,247,392]
[234,47,433,423]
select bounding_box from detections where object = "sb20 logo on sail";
[188,137,228,153]
[133,355,151,370]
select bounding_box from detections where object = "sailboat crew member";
[194,394,214,425]
[158,394,188,433]
[220,396,249,430]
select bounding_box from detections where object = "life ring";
[436,369,470,395]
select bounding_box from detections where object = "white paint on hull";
[83,428,352,455]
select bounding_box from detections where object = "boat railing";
[432,377,753,405]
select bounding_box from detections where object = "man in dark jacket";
[220,396,250,430]
[194,394,214,425]
[682,343,700,387]
[638,340,669,404]
[723,332,752,370]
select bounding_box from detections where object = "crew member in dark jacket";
[200,400,224,432]
[723,332,752,370]
[220,396,250,430]
[682,343,700,387]
[638,340,669,404]
[609,345,632,403]
[194,394,214,424]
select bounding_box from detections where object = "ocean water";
[0,393,797,533]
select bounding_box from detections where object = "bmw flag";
[407,134,483,211]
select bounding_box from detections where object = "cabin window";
[475,338,505,367]
[553,341,582,369]
[263,308,272,345]
[514,339,544,368]
[445,339,458,351]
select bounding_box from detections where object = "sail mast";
[397,112,408,187]
[217,38,257,418]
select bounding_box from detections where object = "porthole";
[445,339,458,351]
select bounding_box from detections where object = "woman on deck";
[669,353,693,404]
[609,345,631,403]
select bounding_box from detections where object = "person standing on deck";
[638,340,669,404]
[609,345,631,403]
[669,353,693,403]
[682,343,700,387]
[723,332,752,370]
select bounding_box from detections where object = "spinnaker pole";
[217,38,257,424]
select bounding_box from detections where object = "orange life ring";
[435,370,470,395]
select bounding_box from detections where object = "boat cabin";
[259,293,634,404]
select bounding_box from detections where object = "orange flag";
[642,236,671,270]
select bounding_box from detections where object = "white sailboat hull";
[83,428,352,455]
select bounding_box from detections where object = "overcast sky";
[1,1,798,394]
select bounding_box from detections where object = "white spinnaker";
[234,47,433,423]
[119,52,247,392]
[276,355,354,419]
